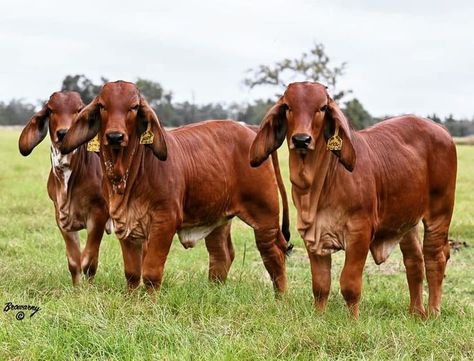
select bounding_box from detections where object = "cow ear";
[249,97,288,167]
[60,97,100,154]
[325,96,356,171]
[18,103,50,156]
[137,97,167,161]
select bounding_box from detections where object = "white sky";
[1,0,473,118]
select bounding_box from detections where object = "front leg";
[59,228,81,286]
[141,219,176,294]
[81,208,108,280]
[339,231,371,319]
[119,237,144,292]
[307,251,332,313]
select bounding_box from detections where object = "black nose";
[56,129,68,141]
[292,134,312,149]
[106,132,124,145]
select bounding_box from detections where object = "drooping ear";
[249,97,288,167]
[137,97,167,161]
[18,103,50,156]
[325,96,356,171]
[60,97,101,154]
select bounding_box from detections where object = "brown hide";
[250,81,457,318]
[19,91,109,285]
[61,81,291,294]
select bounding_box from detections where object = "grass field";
[1,129,473,360]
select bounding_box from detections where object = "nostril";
[56,129,68,141]
[106,132,124,144]
[292,134,312,148]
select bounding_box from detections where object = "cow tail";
[271,151,293,255]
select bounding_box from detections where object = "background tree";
[342,98,374,130]
[61,74,107,103]
[235,99,274,125]
[0,99,35,125]
[243,43,351,101]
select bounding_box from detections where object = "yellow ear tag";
[87,134,100,152]
[327,125,343,151]
[139,123,154,145]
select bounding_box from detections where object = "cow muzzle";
[292,133,312,150]
[106,132,125,146]
[56,129,68,142]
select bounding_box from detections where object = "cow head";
[249,82,356,172]
[61,81,167,159]
[18,91,84,156]
[60,81,167,193]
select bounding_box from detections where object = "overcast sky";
[1,0,473,118]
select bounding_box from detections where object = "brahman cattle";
[19,91,110,285]
[60,81,291,294]
[250,81,457,318]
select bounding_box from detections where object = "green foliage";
[1,130,473,360]
[61,74,108,103]
[243,43,351,101]
[136,78,173,107]
[0,99,35,126]
[235,99,274,125]
[441,114,474,136]
[342,98,374,130]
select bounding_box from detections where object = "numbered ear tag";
[326,125,343,151]
[87,134,100,152]
[139,124,154,145]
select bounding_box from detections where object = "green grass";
[1,129,473,360]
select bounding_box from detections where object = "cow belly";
[177,219,227,249]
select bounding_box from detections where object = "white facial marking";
[50,145,75,191]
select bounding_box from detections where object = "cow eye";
[320,105,327,112]
[98,103,105,110]
[130,104,139,111]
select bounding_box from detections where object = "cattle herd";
[18,81,457,319]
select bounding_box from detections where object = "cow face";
[250,82,356,172]
[19,91,84,156]
[61,81,167,160]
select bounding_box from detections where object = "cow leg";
[253,228,287,294]
[422,217,451,316]
[59,229,81,286]
[119,237,143,292]
[205,222,233,283]
[81,210,108,280]
[239,196,287,294]
[307,252,332,313]
[142,221,176,294]
[340,236,370,319]
[399,226,426,317]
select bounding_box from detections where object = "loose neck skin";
[99,130,177,214]
[289,130,358,241]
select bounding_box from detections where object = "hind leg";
[423,216,451,316]
[205,222,234,283]
[238,212,287,293]
[399,225,426,317]
[252,227,287,293]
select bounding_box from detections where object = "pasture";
[0,129,473,360]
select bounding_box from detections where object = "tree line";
[2,44,473,136]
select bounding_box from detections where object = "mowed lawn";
[0,128,473,360]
